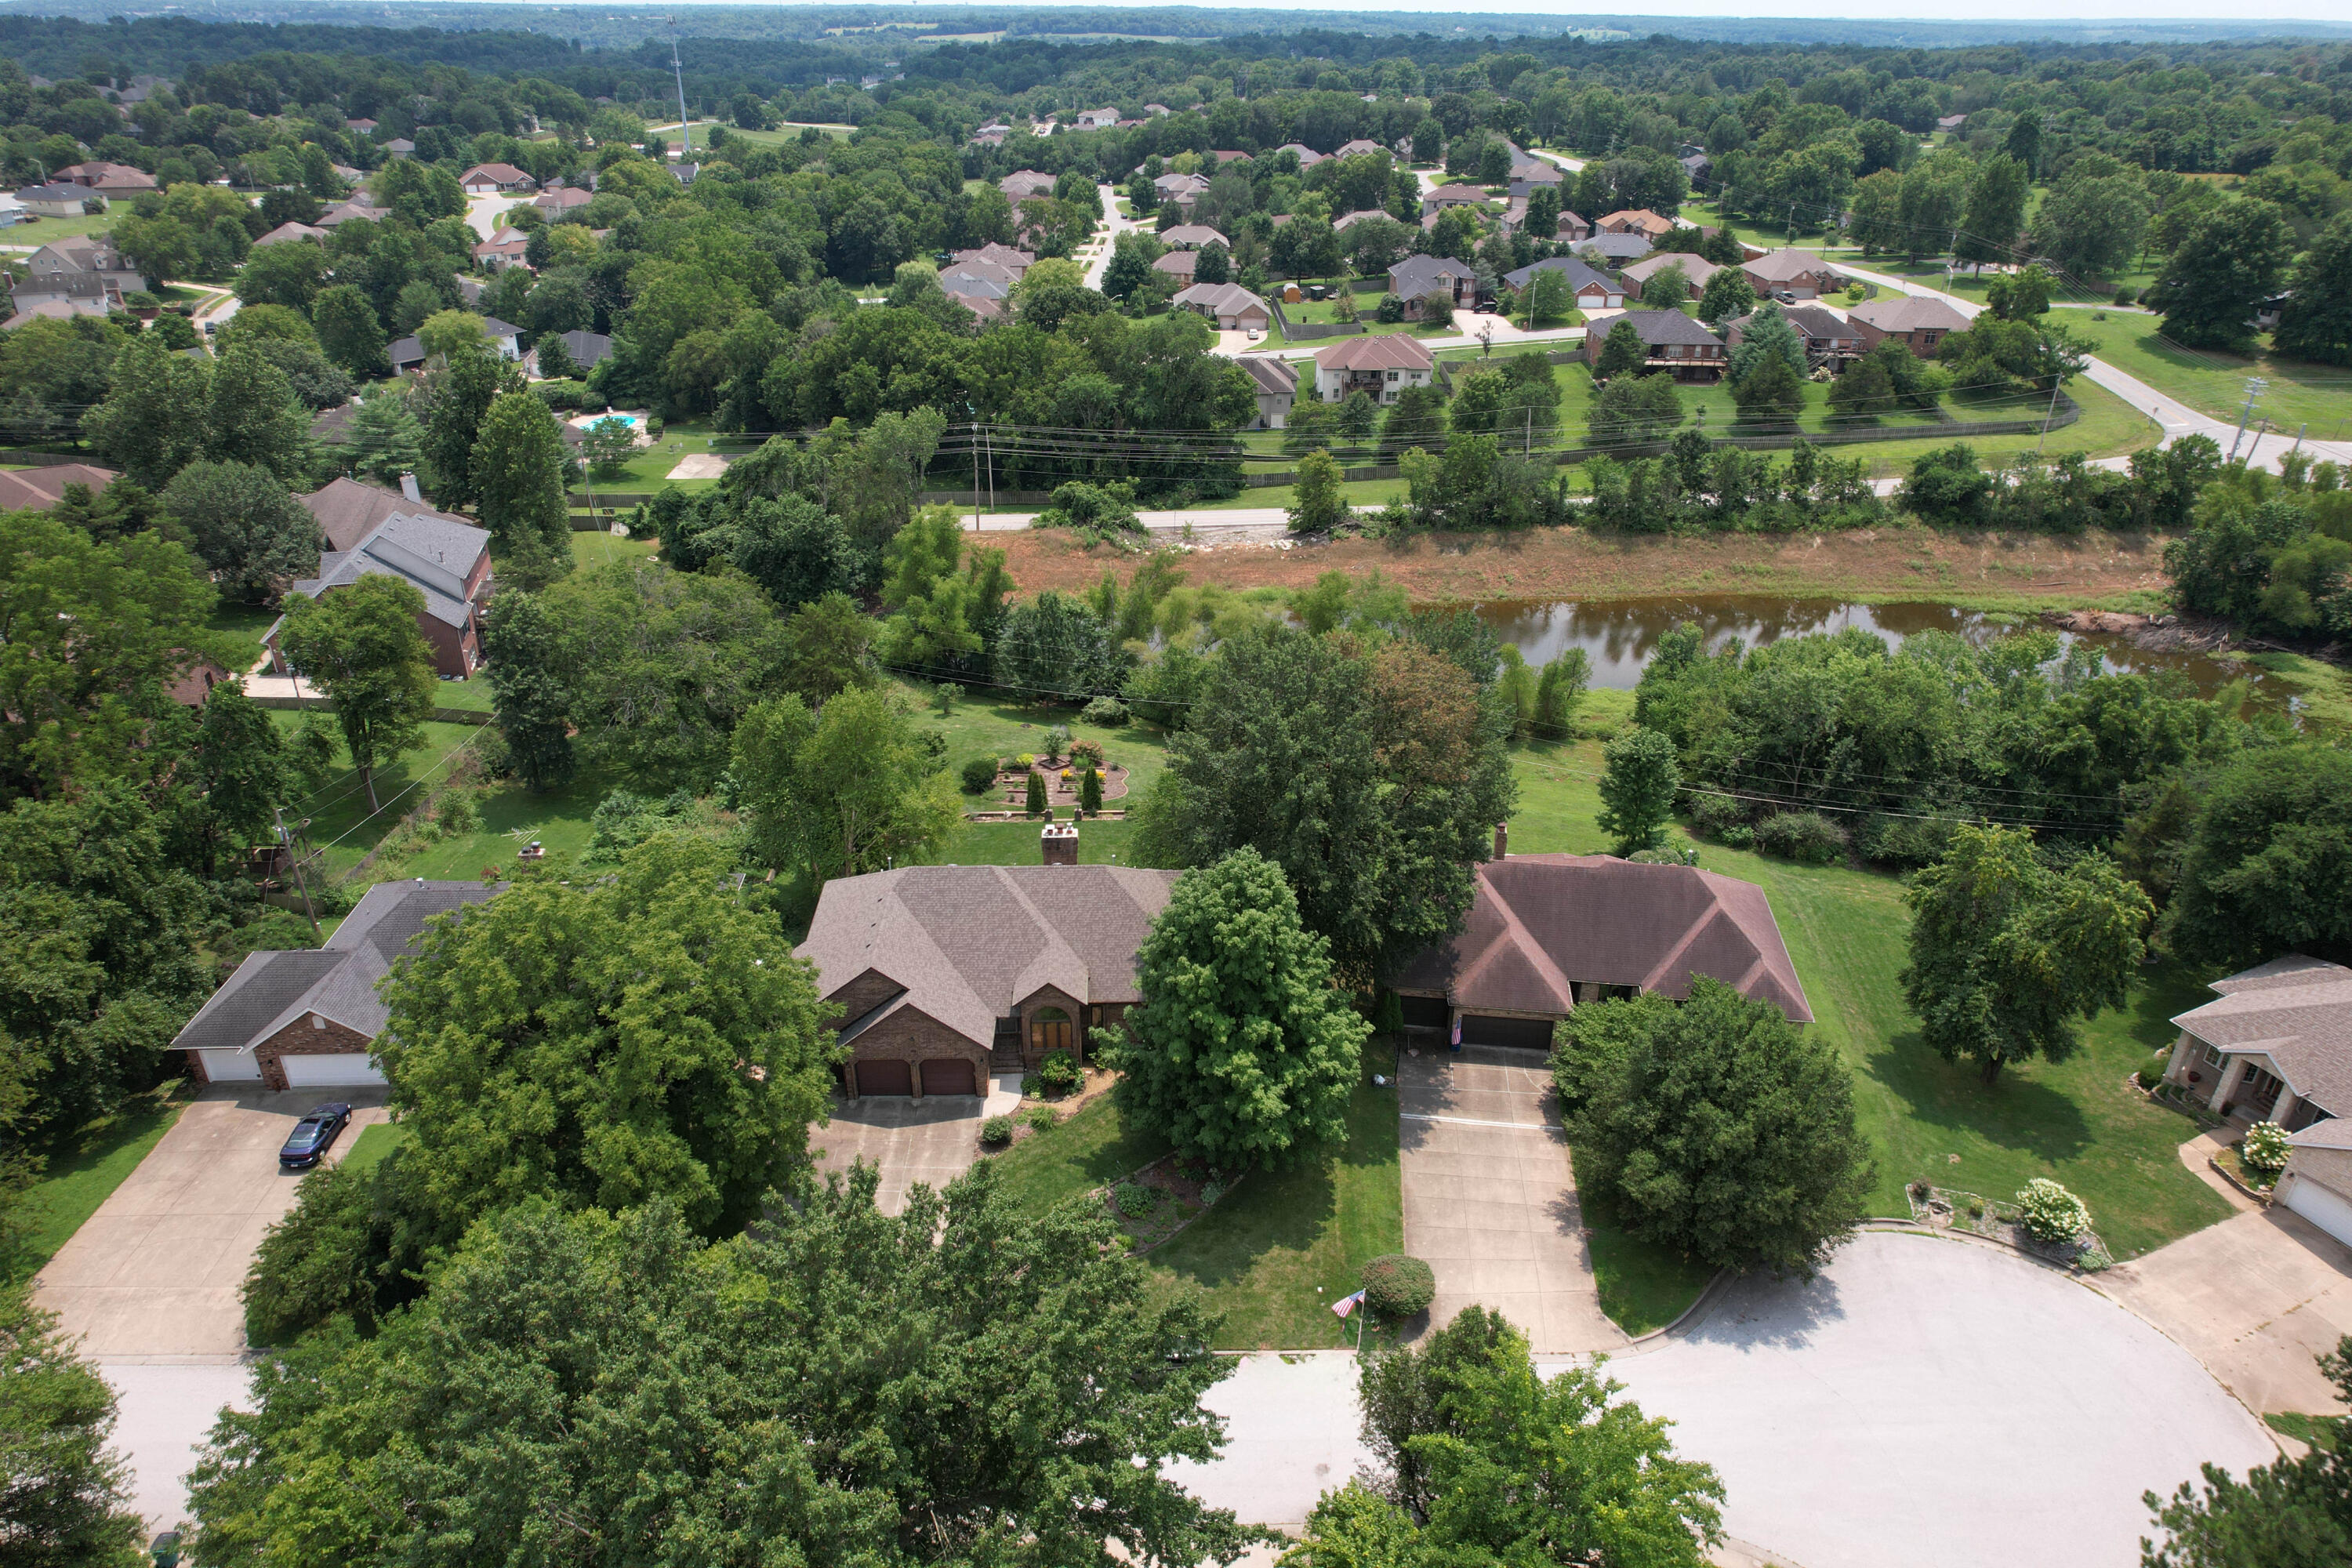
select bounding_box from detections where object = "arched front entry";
[1029,1005,1073,1058]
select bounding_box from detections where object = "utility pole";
[2245,419,2271,469]
[2227,376,2267,463]
[2288,423,2307,464]
[668,18,691,161]
[274,807,321,942]
[964,405,981,531]
[2034,377,2063,454]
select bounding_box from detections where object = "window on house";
[1029,1007,1073,1055]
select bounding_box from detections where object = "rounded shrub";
[1081,696,1130,727]
[980,1115,1015,1147]
[1115,1181,1157,1218]
[1752,811,1846,865]
[1360,1254,1436,1318]
[2111,285,2136,307]
[1038,1048,1081,1094]
[1719,824,1755,850]
[2015,1178,2092,1244]
[1686,792,1749,840]
[1069,737,1106,768]
[960,756,1000,794]
[2241,1121,2292,1174]
[1023,1104,1062,1130]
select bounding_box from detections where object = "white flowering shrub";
[2241,1122,2292,1175]
[2016,1178,2092,1244]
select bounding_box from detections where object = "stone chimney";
[1493,822,1508,860]
[1042,819,1079,866]
[399,472,423,503]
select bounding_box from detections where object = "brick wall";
[840,1005,990,1099]
[252,1014,379,1091]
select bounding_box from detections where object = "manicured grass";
[566,529,660,570]
[7,1084,190,1286]
[953,815,1142,864]
[1145,1038,1403,1350]
[206,601,278,673]
[2056,314,2352,437]
[568,419,750,494]
[2266,1411,2339,1451]
[909,681,1173,799]
[270,715,490,880]
[1841,376,2158,479]
[1580,1186,1717,1334]
[988,1095,1170,1210]
[1506,736,2234,1263]
[339,1121,406,1176]
[0,209,118,245]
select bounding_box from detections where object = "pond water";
[1472,596,2278,703]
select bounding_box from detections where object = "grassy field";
[570,419,753,493]
[271,715,491,880]
[0,209,118,245]
[340,1121,407,1176]
[2056,314,2352,437]
[6,1084,191,1286]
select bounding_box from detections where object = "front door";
[1029,1007,1073,1058]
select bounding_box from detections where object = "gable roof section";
[1236,355,1298,396]
[1388,254,1473,294]
[2176,957,2352,1114]
[299,477,468,552]
[1316,334,1436,372]
[1503,256,1617,293]
[1617,310,1724,347]
[1619,252,1722,288]
[1391,854,1812,1023]
[0,463,118,510]
[172,880,502,1056]
[796,866,1181,1050]
[289,511,489,629]
[1745,247,1838,282]
[1847,294,1971,335]
[1174,282,1269,318]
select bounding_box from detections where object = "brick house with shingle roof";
[1584,309,1727,382]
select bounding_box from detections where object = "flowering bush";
[1038,1049,1081,1093]
[2016,1178,2092,1244]
[1017,753,1036,769]
[2241,1122,2292,1174]
[1070,738,1107,767]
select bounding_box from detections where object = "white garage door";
[280,1052,387,1087]
[198,1049,261,1082]
[2285,1174,2352,1247]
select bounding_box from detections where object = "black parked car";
[278,1103,353,1169]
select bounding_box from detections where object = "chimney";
[1042,819,1079,866]
[399,472,423,503]
[1493,822,1508,860]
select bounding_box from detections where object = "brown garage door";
[1459,1014,1555,1051]
[857,1058,912,1096]
[922,1058,976,1096]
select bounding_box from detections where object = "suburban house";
[53,161,156,198]
[1387,254,1476,315]
[254,220,328,248]
[1419,184,1489,219]
[1210,150,1254,166]
[1742,247,1846,301]
[1074,106,1122,129]
[1314,335,1436,404]
[1159,223,1229,251]
[299,477,470,550]
[1508,151,1563,186]
[1334,138,1385,158]
[318,198,387,228]
[796,853,1181,1098]
[1000,169,1058,201]
[1150,250,1198,282]
[953,242,1033,280]
[1597,209,1677,238]
[1155,171,1210,205]
[1679,152,1713,183]
[942,271,1008,303]
[459,162,538,194]
[534,183,595,216]
[1173,281,1272,331]
[1333,209,1393,233]
[269,503,493,677]
[1237,354,1298,428]
[381,138,416,158]
[2280,1122,2352,1250]
[1577,232,1654,264]
[538,328,612,373]
[173,880,503,1089]
[1501,255,1624,311]
[473,227,531,270]
[13,182,95,217]
[1553,209,1594,243]
[0,462,119,511]
[1847,294,1970,356]
[1726,303,1864,365]
[1584,309,1728,382]
[1269,143,1321,168]
[8,237,144,319]
[1618,252,1723,300]
[386,316,521,372]
[1388,848,1813,1047]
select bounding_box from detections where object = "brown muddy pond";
[1472,596,2280,703]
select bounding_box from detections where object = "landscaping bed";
[1103,1152,1233,1252]
[1907,1182,2113,1272]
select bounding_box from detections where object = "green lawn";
[0,209,118,245]
[271,714,490,880]
[2056,314,2352,438]
[206,601,278,673]
[1581,1185,1717,1335]
[570,419,753,495]
[6,1084,190,1286]
[989,1096,1171,1210]
[390,764,613,883]
[1507,736,2235,1263]
[339,1121,406,1176]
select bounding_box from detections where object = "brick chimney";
[1042,819,1079,866]
[1493,822,1508,861]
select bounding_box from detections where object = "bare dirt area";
[989,525,2180,610]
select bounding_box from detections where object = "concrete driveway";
[31,1087,386,1362]
[1397,1044,1626,1354]
[813,1074,1019,1214]
[2100,1203,2352,1417]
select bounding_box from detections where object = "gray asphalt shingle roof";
[2176,957,2352,1117]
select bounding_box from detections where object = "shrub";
[1023,1105,1062,1130]
[1115,1181,1157,1218]
[980,1115,1015,1147]
[1017,752,1036,769]
[1080,768,1103,814]
[1044,724,1073,759]
[2111,285,2136,307]
[961,756,1000,794]
[1719,825,1755,849]
[1752,811,1846,865]
[1020,1072,1042,1098]
[1372,989,1404,1033]
[1025,772,1047,815]
[2241,1121,2292,1174]
[436,791,480,836]
[1686,792,1750,840]
[1081,696,1130,727]
[1199,1178,1226,1205]
[532,379,587,412]
[1038,1048,1082,1093]
[1069,737,1106,768]
[2015,1178,2092,1243]
[1359,1254,1436,1318]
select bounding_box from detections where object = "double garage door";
[281,1053,388,1087]
[855,1058,978,1097]
[2285,1173,2352,1249]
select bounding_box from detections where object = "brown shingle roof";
[796,866,1181,1050]
[298,477,470,553]
[1315,335,1435,372]
[2176,957,2352,1117]
[1846,294,1973,335]
[1390,854,1813,1023]
[0,463,118,510]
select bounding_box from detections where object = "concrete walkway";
[1397,1044,1627,1355]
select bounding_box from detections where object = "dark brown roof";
[298,477,469,552]
[796,866,1181,1048]
[1390,854,1813,1023]
[0,463,118,510]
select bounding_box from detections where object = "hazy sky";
[656,0,2351,23]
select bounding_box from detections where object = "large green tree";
[1955,154,2030,269]
[1901,824,2154,1084]
[2274,212,2352,368]
[731,687,962,884]
[1569,982,1874,1276]
[0,1287,146,1568]
[2167,747,2352,971]
[311,283,387,377]
[480,589,575,793]
[418,339,514,510]
[204,340,311,481]
[200,1169,1261,1567]
[1596,727,1680,855]
[1109,848,1369,1171]
[469,390,575,589]
[180,681,333,878]
[1147,625,1515,985]
[1330,1305,1724,1567]
[80,335,210,488]
[160,460,321,603]
[2146,201,2297,351]
[276,576,437,811]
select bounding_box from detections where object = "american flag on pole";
[1331,1290,1366,1319]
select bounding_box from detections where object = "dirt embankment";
[989,525,2180,610]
